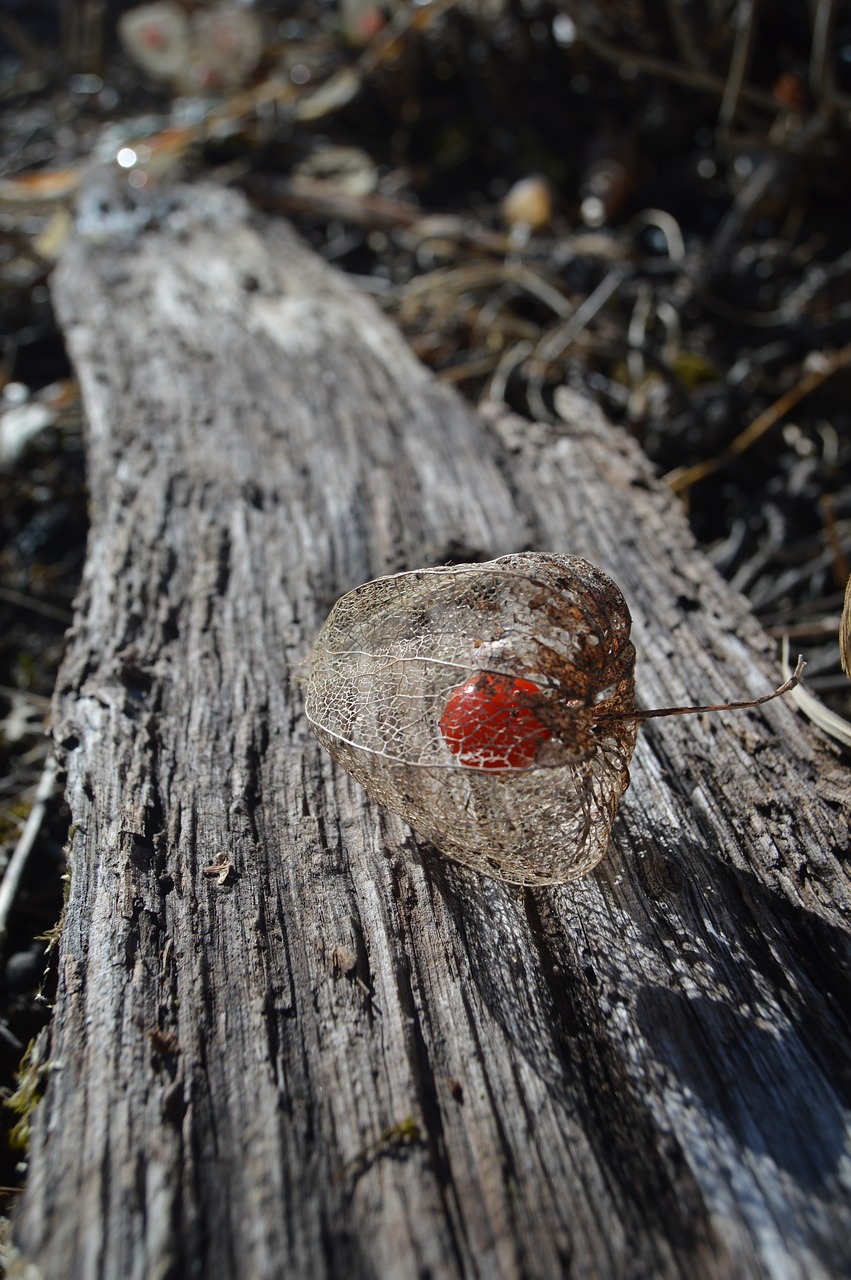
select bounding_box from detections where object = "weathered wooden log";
[11,180,851,1279]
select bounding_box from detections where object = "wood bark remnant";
[11,180,851,1279]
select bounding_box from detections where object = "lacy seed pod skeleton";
[304,552,802,887]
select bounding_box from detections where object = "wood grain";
[11,179,851,1280]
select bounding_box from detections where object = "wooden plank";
[11,179,851,1280]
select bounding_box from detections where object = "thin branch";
[666,343,851,493]
[663,0,706,69]
[809,0,851,110]
[718,0,757,132]
[0,585,73,624]
[533,265,629,366]
[565,3,778,112]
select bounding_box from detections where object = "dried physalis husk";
[305,553,637,885]
[305,553,802,887]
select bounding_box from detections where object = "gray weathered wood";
[12,180,851,1279]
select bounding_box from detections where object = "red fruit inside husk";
[439,672,552,770]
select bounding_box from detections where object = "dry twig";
[666,343,851,494]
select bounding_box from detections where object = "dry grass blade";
[840,575,851,679]
[782,636,851,748]
[0,754,57,958]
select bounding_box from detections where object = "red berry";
[439,672,551,770]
